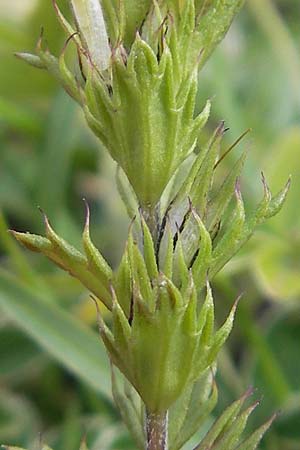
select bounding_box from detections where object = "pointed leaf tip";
[216,120,226,136]
[37,206,52,234]
[82,200,112,285]
[14,52,46,69]
[10,230,52,253]
[235,177,242,196]
[260,172,272,200]
[79,438,89,450]
[235,412,277,450]
[83,198,91,232]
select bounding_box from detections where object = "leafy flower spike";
[11,1,291,449]
[16,0,244,208]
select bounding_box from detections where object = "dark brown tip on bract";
[243,385,255,399]
[235,177,242,197]
[231,292,243,315]
[52,0,58,11]
[261,171,267,186]
[61,31,79,56]
[38,206,51,230]
[128,214,136,234]
[260,172,272,199]
[90,294,106,332]
[36,26,44,52]
[216,120,225,136]
[190,205,203,228]
[187,196,194,212]
[109,282,118,305]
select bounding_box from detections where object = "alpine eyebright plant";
[6,0,290,449]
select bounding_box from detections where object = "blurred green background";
[0,1,299,449]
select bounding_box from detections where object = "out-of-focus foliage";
[0,0,300,449]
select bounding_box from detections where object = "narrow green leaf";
[111,368,145,450]
[127,230,153,304]
[215,401,259,450]
[182,274,197,333]
[161,223,174,279]
[0,270,112,399]
[194,389,252,450]
[128,34,158,87]
[210,185,245,276]
[14,52,46,69]
[197,0,245,69]
[82,201,113,282]
[141,215,159,280]
[172,101,212,205]
[191,210,212,290]
[198,282,214,340]
[173,233,189,292]
[207,150,247,232]
[52,0,80,46]
[190,122,224,215]
[111,288,132,356]
[114,241,132,318]
[58,51,82,104]
[12,219,113,309]
[118,0,151,48]
[264,178,291,219]
[235,413,276,450]
[169,379,194,448]
[208,297,239,365]
[172,377,218,450]
[116,166,139,220]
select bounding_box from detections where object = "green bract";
[193,389,276,450]
[12,209,235,413]
[17,0,244,208]
[12,156,289,413]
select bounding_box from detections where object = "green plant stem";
[146,410,168,450]
[142,201,168,450]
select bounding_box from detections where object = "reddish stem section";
[146,410,168,450]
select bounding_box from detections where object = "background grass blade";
[0,269,112,400]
